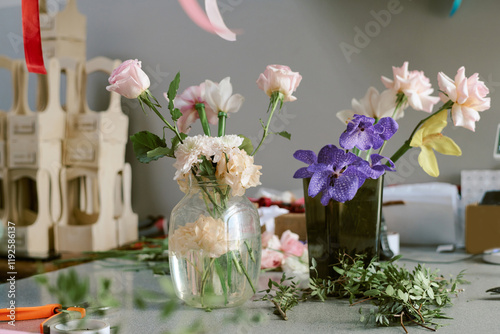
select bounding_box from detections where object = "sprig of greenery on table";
[259,254,467,332]
[307,254,468,333]
[258,273,303,320]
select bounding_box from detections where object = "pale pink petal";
[204,79,220,111]
[418,94,441,113]
[380,75,394,89]
[224,93,244,114]
[336,109,355,124]
[437,72,457,102]
[451,103,466,129]
[205,0,237,41]
[455,68,468,105]
[219,77,233,102]
[177,0,238,41]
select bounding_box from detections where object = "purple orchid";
[354,153,395,180]
[339,115,398,150]
[293,144,367,204]
[292,150,317,179]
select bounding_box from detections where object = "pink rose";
[280,230,305,257]
[381,62,440,113]
[261,231,275,248]
[106,59,150,99]
[257,65,302,102]
[171,83,217,134]
[437,67,491,132]
[260,249,284,269]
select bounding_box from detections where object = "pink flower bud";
[257,65,302,102]
[106,59,150,99]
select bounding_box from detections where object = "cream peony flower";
[169,215,230,258]
[337,87,402,124]
[168,222,201,257]
[211,135,243,163]
[216,148,262,196]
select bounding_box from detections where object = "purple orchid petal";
[370,154,396,172]
[339,114,385,150]
[308,171,330,197]
[374,117,398,141]
[331,172,360,203]
[293,167,313,179]
[293,150,317,165]
[307,162,330,173]
[317,145,338,165]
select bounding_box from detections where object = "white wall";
[1,0,499,220]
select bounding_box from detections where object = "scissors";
[0,303,86,334]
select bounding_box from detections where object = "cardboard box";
[274,213,307,241]
[465,203,500,254]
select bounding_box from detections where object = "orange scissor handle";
[39,307,86,334]
[0,303,61,321]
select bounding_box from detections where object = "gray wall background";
[1,0,499,220]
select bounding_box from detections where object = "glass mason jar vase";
[303,177,383,279]
[168,178,261,309]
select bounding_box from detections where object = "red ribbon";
[22,0,46,74]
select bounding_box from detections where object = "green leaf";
[364,289,380,297]
[147,146,173,159]
[385,285,394,296]
[198,156,216,177]
[130,131,168,163]
[171,108,182,122]
[277,131,291,140]
[238,135,254,155]
[167,72,181,112]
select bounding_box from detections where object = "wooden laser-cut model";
[0,0,138,257]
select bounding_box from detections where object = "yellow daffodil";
[410,110,462,177]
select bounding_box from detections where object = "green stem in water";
[195,103,211,136]
[251,91,283,156]
[190,170,224,217]
[234,251,256,294]
[200,258,216,306]
[218,111,227,137]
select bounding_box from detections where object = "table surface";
[1,247,499,334]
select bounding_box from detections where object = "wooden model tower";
[0,0,138,257]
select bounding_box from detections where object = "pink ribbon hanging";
[177,0,237,41]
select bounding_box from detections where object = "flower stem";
[218,111,227,137]
[139,91,184,144]
[195,103,211,136]
[233,251,256,294]
[251,91,283,156]
[200,258,216,306]
[378,93,407,156]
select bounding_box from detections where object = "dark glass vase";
[303,177,383,279]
